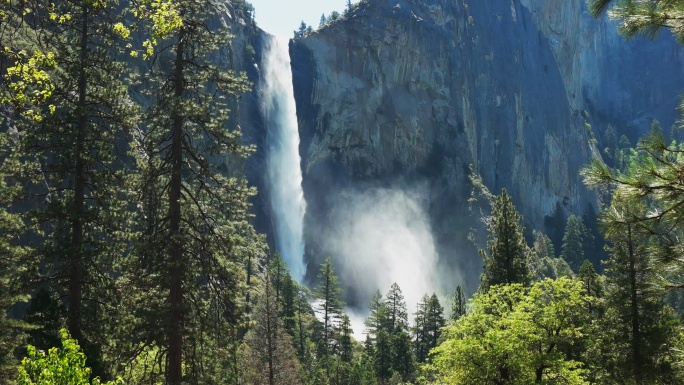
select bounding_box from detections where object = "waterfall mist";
[261,36,307,282]
[323,187,454,339]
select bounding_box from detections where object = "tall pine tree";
[479,189,532,291]
[596,196,677,384]
[451,285,466,321]
[127,1,260,382]
[313,256,344,356]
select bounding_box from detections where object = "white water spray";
[261,36,307,282]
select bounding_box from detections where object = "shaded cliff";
[290,0,684,294]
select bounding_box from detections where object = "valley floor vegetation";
[3,0,684,384]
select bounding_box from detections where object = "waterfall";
[261,36,307,282]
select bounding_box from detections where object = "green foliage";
[429,278,592,385]
[561,215,593,272]
[589,195,679,383]
[450,285,466,321]
[413,294,445,364]
[1,48,56,121]
[582,121,684,286]
[589,0,684,44]
[384,283,409,333]
[578,261,602,299]
[530,230,574,280]
[17,329,123,385]
[294,20,309,38]
[364,290,384,340]
[0,130,35,384]
[314,257,345,356]
[239,271,303,385]
[479,189,533,291]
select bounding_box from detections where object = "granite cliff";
[289,0,684,293]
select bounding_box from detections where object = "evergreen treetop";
[479,189,532,291]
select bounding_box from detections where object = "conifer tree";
[240,272,303,385]
[596,196,677,384]
[590,0,684,43]
[561,215,591,272]
[392,331,414,382]
[451,285,467,321]
[1,0,137,376]
[413,295,430,363]
[479,189,532,291]
[414,293,445,363]
[268,254,297,336]
[364,290,384,340]
[578,260,602,300]
[583,123,684,282]
[530,230,572,280]
[384,283,408,333]
[314,256,344,356]
[126,1,259,382]
[0,135,34,383]
[374,329,393,382]
[426,294,445,348]
[338,315,353,362]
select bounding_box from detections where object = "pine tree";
[0,135,34,383]
[426,294,445,349]
[319,13,327,27]
[364,290,384,339]
[338,315,353,362]
[412,295,430,363]
[391,331,414,382]
[451,285,467,321]
[128,1,259,382]
[345,0,353,16]
[578,260,603,317]
[294,21,308,38]
[561,215,590,272]
[313,256,344,356]
[479,189,532,290]
[1,1,137,377]
[578,260,602,299]
[374,329,393,382]
[590,0,684,43]
[414,294,445,363]
[239,272,303,385]
[384,283,408,333]
[597,197,677,384]
[531,230,570,280]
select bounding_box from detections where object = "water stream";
[261,36,307,282]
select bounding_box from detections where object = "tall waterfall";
[261,36,307,281]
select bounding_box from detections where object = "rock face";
[206,2,275,240]
[290,0,684,290]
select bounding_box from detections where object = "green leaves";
[1,48,56,121]
[17,329,123,385]
[429,278,592,385]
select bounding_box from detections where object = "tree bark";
[68,0,88,344]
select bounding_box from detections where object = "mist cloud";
[323,186,448,336]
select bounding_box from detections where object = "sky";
[247,0,348,39]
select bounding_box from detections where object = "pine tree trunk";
[69,1,88,344]
[167,28,185,385]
